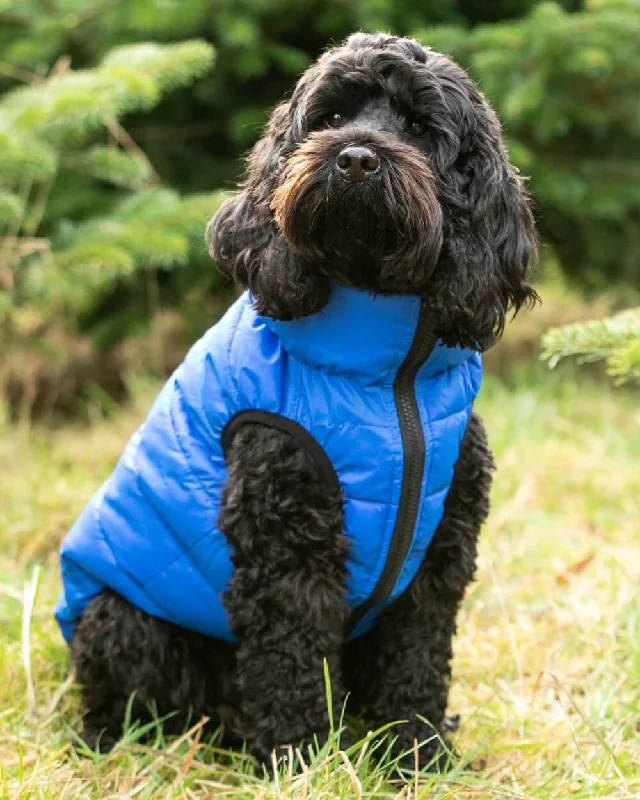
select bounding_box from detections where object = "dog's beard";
[271,130,443,293]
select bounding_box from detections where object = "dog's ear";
[428,91,539,350]
[206,103,330,320]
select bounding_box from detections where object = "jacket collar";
[262,282,478,383]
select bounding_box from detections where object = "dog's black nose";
[335,146,380,182]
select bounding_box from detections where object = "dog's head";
[207,33,538,350]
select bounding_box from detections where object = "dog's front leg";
[219,421,349,770]
[344,556,470,772]
[344,413,493,772]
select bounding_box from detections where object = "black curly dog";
[71,33,537,771]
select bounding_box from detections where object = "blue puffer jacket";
[55,284,482,644]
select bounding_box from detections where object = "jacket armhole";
[221,410,340,492]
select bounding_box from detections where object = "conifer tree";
[418,0,640,290]
[542,308,640,383]
[1,0,639,413]
[0,35,220,412]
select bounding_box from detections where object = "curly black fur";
[70,32,535,773]
[71,590,237,751]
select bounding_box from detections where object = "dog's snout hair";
[209,32,538,348]
[270,126,443,290]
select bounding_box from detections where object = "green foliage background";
[1,0,639,408]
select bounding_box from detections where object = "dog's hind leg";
[219,421,349,770]
[343,413,493,772]
[71,590,235,751]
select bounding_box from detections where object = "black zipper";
[347,303,436,634]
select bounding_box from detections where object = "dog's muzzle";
[335,145,380,182]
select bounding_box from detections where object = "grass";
[0,366,639,799]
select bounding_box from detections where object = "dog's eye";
[409,120,428,138]
[327,112,343,128]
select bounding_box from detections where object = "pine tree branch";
[23,180,53,237]
[0,178,32,276]
[0,40,216,143]
[0,237,50,257]
[48,56,72,80]
[0,63,39,84]
[542,308,640,383]
[106,119,160,186]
